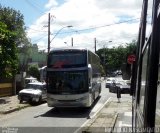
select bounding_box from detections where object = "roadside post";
[117,86,121,103]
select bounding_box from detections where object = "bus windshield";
[47,70,88,94]
[48,51,87,68]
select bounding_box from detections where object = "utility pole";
[71,37,73,47]
[48,13,50,54]
[103,45,105,65]
[94,38,96,53]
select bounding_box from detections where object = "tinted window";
[139,45,148,115]
[155,56,160,126]
[26,84,44,90]
[48,51,87,68]
[47,70,88,94]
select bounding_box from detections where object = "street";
[0,76,132,133]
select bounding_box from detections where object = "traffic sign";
[127,54,136,64]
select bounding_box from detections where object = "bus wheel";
[38,96,42,104]
[19,100,23,104]
[92,92,95,102]
[99,86,101,94]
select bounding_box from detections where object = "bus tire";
[38,96,42,104]
[92,92,95,102]
[19,100,23,104]
[99,86,101,94]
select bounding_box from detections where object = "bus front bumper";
[47,94,91,107]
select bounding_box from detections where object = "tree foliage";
[0,5,29,46]
[28,65,40,80]
[0,5,29,78]
[0,22,18,78]
[96,41,136,73]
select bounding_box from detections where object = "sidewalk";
[0,95,30,114]
[76,96,132,133]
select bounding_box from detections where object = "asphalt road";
[0,76,129,133]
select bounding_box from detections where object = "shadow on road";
[36,96,101,119]
[0,99,10,104]
[30,101,47,106]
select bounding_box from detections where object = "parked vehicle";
[24,76,38,87]
[109,80,130,94]
[18,82,47,104]
[105,78,116,88]
[116,70,122,75]
[107,72,116,77]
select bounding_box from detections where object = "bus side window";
[139,46,148,113]
[155,63,160,126]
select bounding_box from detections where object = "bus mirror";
[121,63,131,80]
[88,64,92,78]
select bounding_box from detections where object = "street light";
[103,41,112,65]
[48,25,73,54]
[50,25,73,44]
[103,41,112,75]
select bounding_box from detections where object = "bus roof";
[50,47,87,52]
[39,66,47,70]
[49,47,99,57]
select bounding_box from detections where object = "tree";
[0,5,30,77]
[99,64,105,76]
[125,40,137,54]
[0,5,29,47]
[28,65,40,80]
[96,40,136,73]
[0,22,18,78]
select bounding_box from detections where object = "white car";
[109,80,130,94]
[105,78,116,88]
[24,77,38,87]
[18,82,47,104]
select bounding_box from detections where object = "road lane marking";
[124,112,132,117]
[122,123,132,127]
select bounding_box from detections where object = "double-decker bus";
[39,66,47,82]
[46,47,102,107]
[122,0,160,132]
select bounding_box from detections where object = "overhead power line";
[28,18,139,35]
[51,18,140,35]
[32,35,47,43]
[25,0,45,14]
[26,27,48,33]
[77,18,139,31]
[30,18,140,43]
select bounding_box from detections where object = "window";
[139,46,149,114]
[155,59,160,126]
[48,51,87,68]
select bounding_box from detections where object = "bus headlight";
[47,97,58,101]
[76,96,88,101]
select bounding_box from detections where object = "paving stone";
[80,97,132,133]
[0,95,30,114]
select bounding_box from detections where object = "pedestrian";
[117,86,121,103]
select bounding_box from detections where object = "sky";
[0,0,145,52]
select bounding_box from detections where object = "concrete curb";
[110,113,119,133]
[83,101,118,133]
[0,104,30,114]
[90,97,112,119]
[75,97,119,133]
